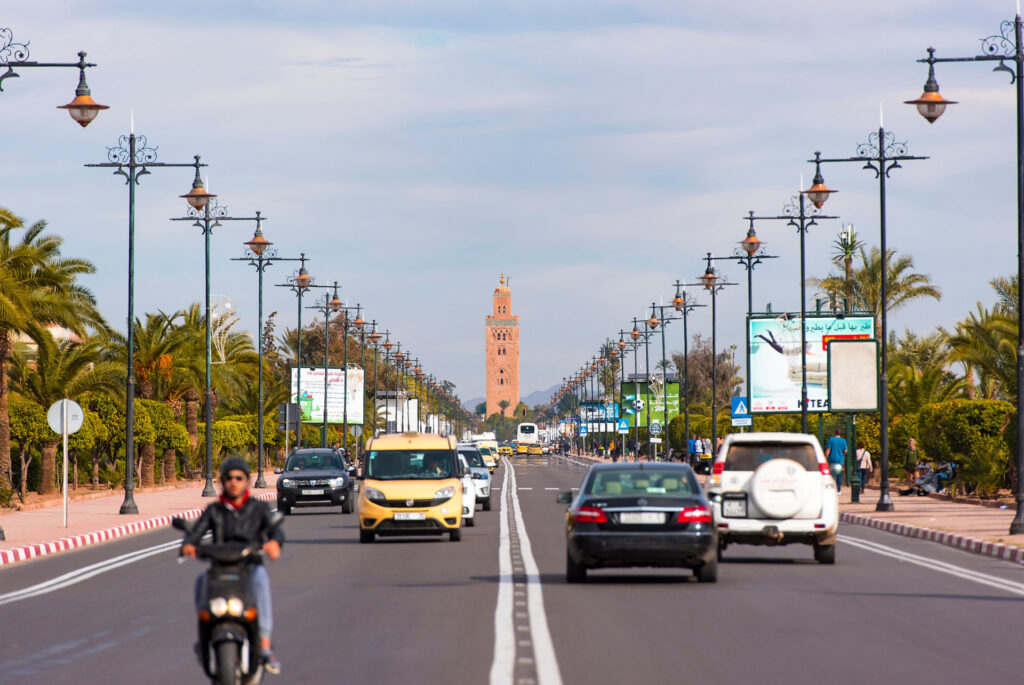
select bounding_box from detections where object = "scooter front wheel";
[215,641,241,684]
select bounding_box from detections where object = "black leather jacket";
[185,496,285,558]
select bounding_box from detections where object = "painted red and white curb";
[840,512,1024,565]
[0,492,275,567]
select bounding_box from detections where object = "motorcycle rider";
[181,457,284,675]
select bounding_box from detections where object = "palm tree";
[497,399,510,418]
[810,246,941,333]
[0,209,103,487]
[10,337,120,494]
[946,303,1017,401]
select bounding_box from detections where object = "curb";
[839,512,1024,565]
[0,492,276,567]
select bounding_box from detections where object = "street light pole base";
[119,494,139,515]
[255,474,268,489]
[0,525,5,541]
[874,491,894,512]
[201,481,216,498]
[1009,504,1024,534]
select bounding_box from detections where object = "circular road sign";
[649,421,662,436]
[47,399,84,435]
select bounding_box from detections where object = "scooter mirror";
[274,467,282,474]
[268,511,285,529]
[171,517,191,532]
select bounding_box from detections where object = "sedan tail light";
[676,505,712,524]
[572,505,608,523]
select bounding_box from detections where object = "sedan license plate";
[301,489,323,496]
[619,512,665,525]
[722,498,747,518]
[394,512,426,521]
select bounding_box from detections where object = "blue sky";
[1,1,1019,403]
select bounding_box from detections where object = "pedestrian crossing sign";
[731,397,752,427]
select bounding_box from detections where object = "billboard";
[620,379,680,428]
[290,367,365,424]
[748,315,875,413]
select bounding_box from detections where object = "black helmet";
[219,457,251,479]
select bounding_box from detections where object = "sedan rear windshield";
[367,450,456,480]
[458,450,485,468]
[724,443,818,471]
[586,469,698,496]
[285,452,343,471]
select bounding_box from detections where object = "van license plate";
[301,489,323,496]
[394,512,426,521]
[619,512,665,525]
[723,499,747,518]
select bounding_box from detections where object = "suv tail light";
[572,505,608,523]
[711,462,724,476]
[818,462,830,476]
[676,505,712,524]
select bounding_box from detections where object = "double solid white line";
[490,458,563,685]
[839,534,1024,597]
[0,538,180,607]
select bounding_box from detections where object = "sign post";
[47,399,84,528]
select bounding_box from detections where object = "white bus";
[517,422,538,452]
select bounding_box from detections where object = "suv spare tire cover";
[749,458,811,519]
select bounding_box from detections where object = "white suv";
[706,432,838,564]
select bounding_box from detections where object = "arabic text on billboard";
[748,316,874,413]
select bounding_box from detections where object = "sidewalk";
[0,474,278,566]
[566,452,1024,563]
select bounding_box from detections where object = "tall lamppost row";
[698,253,737,456]
[306,283,342,446]
[86,137,207,515]
[671,281,705,454]
[907,12,1024,533]
[275,256,312,449]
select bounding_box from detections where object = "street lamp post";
[173,164,267,496]
[275,257,312,449]
[230,222,302,488]
[336,304,362,456]
[698,253,737,457]
[306,284,342,447]
[650,304,683,443]
[810,131,927,513]
[714,221,779,430]
[671,282,706,457]
[368,324,383,438]
[631,319,655,460]
[748,194,838,433]
[0,28,108,126]
[393,347,405,432]
[86,139,207,514]
[907,14,1024,531]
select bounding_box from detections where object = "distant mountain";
[522,384,560,408]
[462,397,485,412]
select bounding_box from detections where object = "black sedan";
[557,462,717,583]
[275,448,356,514]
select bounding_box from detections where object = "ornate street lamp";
[698,254,737,457]
[275,257,312,449]
[672,282,705,453]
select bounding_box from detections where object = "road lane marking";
[490,458,563,685]
[544,488,559,491]
[0,539,180,606]
[838,534,1024,597]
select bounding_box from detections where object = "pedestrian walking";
[824,428,848,493]
[856,441,872,491]
[688,433,697,464]
[904,438,920,485]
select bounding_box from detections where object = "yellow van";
[358,433,464,543]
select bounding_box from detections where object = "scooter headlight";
[209,597,229,617]
[227,597,245,617]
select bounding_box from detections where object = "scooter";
[173,513,283,685]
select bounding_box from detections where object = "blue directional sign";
[731,397,752,427]
[579,425,588,435]
[618,419,629,432]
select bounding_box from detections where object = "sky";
[1,1,1020,405]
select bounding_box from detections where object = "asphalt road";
[1,456,1022,684]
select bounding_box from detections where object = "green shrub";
[918,399,1013,494]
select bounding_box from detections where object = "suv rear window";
[724,443,818,471]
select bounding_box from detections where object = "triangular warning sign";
[734,400,748,415]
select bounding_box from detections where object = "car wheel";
[278,502,291,516]
[566,551,587,583]
[342,493,354,514]
[482,498,491,512]
[450,528,462,542]
[814,543,836,565]
[465,515,475,527]
[695,556,718,583]
[717,544,723,562]
[359,528,374,544]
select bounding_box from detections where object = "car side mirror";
[274,467,282,474]
[556,491,573,504]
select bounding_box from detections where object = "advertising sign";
[748,316,874,413]
[290,366,365,424]
[619,379,681,428]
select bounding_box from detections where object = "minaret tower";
[485,273,520,418]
